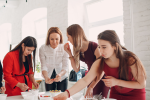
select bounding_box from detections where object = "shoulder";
[3,50,18,61]
[124,51,136,66]
[40,44,47,49]
[39,44,50,51]
[6,50,18,56]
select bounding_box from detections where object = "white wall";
[123,0,150,99]
[0,0,150,98]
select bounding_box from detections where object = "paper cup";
[0,94,7,100]
[29,89,39,100]
[23,94,35,100]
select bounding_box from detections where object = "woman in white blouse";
[39,27,69,92]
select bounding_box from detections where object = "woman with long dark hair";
[54,30,146,100]
[3,36,39,96]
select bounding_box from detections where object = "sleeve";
[61,45,69,72]
[3,53,19,89]
[39,46,48,71]
[0,61,2,87]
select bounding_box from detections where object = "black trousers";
[45,69,68,92]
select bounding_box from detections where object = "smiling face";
[67,33,73,45]
[49,32,60,49]
[22,43,35,56]
[98,39,116,58]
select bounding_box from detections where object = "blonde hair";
[45,27,63,45]
[67,24,88,67]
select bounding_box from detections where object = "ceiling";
[0,0,19,8]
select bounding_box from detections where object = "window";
[85,0,124,45]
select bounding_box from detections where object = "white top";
[39,44,69,82]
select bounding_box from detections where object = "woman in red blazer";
[3,36,39,96]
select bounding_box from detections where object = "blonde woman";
[64,24,109,98]
[39,27,69,92]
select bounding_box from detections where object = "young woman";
[53,30,146,100]
[64,24,109,98]
[0,61,6,93]
[39,27,69,92]
[3,36,39,96]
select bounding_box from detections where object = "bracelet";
[65,89,70,98]
[69,56,74,60]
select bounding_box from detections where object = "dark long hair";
[97,30,146,81]
[11,36,37,72]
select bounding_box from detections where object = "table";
[6,92,76,100]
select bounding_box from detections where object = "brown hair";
[11,36,37,72]
[67,24,88,67]
[97,30,146,81]
[45,27,63,45]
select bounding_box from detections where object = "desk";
[6,92,77,100]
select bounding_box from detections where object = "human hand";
[54,74,61,82]
[0,86,6,93]
[84,86,93,98]
[17,82,29,91]
[53,91,69,100]
[64,43,72,55]
[102,76,118,87]
[45,77,54,84]
[33,82,39,89]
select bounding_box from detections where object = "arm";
[53,59,102,100]
[103,59,146,89]
[64,43,79,72]
[39,46,49,78]
[67,58,102,96]
[58,48,69,76]
[116,61,146,89]
[88,71,104,89]
[39,46,54,84]
[29,74,36,83]
[42,70,49,79]
[55,46,69,82]
[3,53,19,89]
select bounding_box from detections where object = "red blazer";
[3,50,33,96]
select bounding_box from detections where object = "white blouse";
[39,44,69,82]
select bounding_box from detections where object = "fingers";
[35,83,39,89]
[1,87,6,93]
[102,79,111,87]
[54,75,61,82]
[45,78,54,84]
[105,76,112,79]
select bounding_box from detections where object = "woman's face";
[49,32,60,49]
[67,33,73,45]
[98,39,116,58]
[22,43,35,56]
